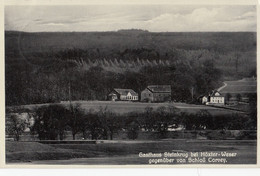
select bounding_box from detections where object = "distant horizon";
[5,5,256,32]
[4,29,257,33]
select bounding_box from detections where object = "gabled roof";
[114,89,138,96]
[210,90,223,97]
[147,85,171,93]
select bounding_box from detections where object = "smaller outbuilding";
[201,95,210,104]
[108,88,138,101]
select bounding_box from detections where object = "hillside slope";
[4,31,257,105]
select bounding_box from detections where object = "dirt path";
[217,82,227,91]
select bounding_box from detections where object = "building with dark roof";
[141,85,171,102]
[108,88,138,101]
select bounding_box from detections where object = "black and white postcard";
[1,0,258,167]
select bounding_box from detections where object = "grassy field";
[6,139,256,165]
[219,78,257,94]
[5,141,96,163]
[13,101,243,115]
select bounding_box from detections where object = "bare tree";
[98,106,122,140]
[68,103,85,140]
[6,114,29,141]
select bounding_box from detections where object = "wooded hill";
[5,31,256,105]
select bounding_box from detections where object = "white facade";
[209,91,225,105]
[126,92,138,101]
[210,96,225,104]
[120,92,138,101]
[109,88,139,101]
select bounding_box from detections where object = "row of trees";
[6,103,256,141]
[29,104,122,140]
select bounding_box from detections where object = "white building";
[108,88,138,101]
[209,91,225,105]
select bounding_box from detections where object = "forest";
[5,31,256,106]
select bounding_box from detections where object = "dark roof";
[198,95,209,98]
[147,85,171,93]
[114,89,138,96]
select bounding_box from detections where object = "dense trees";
[26,104,257,141]
[5,32,256,106]
[29,104,123,140]
[5,53,224,106]
[31,105,71,140]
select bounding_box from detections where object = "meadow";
[220,78,257,94]
[6,139,256,164]
[13,100,242,115]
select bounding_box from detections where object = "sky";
[5,5,256,32]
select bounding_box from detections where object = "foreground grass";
[6,139,256,164]
[6,141,98,162]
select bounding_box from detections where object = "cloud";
[231,11,256,21]
[142,7,256,32]
[5,5,256,32]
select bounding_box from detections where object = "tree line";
[6,103,256,141]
